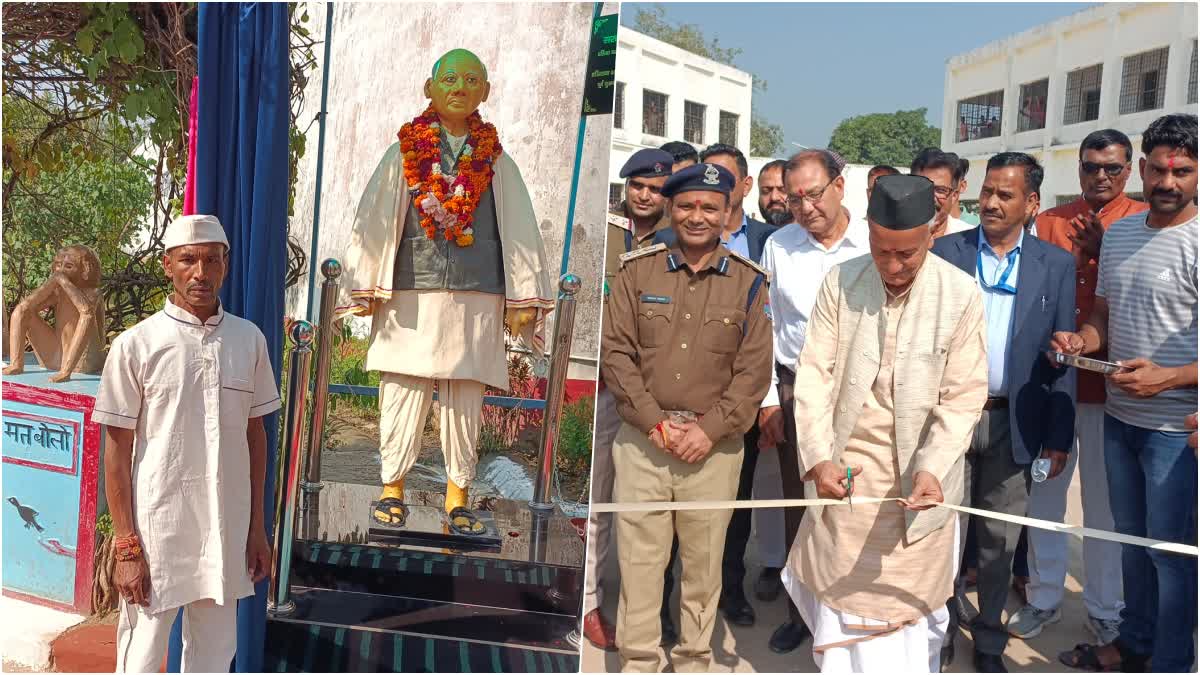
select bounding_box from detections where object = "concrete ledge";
[0,595,83,670]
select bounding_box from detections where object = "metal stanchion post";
[530,274,581,511]
[267,320,316,618]
[300,259,341,538]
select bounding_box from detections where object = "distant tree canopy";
[827,108,943,167]
[631,6,785,157]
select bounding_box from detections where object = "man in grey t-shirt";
[1052,113,1198,673]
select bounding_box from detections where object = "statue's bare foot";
[2,363,24,376]
[48,370,71,383]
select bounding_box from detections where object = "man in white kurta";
[783,175,987,673]
[335,49,552,531]
[94,215,280,672]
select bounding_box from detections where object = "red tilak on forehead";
[691,199,704,208]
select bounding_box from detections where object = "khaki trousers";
[379,373,485,488]
[613,422,743,673]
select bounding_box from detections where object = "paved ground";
[582,458,1098,672]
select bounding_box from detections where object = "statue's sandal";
[447,507,486,535]
[372,498,408,528]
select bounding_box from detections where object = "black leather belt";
[983,397,1008,411]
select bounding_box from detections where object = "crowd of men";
[586,112,1198,674]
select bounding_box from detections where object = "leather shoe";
[719,586,756,627]
[940,636,954,672]
[768,620,811,654]
[660,610,678,646]
[582,609,616,651]
[754,567,783,601]
[973,651,1008,672]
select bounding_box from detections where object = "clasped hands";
[803,460,944,512]
[649,419,714,464]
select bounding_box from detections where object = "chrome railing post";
[300,259,340,537]
[267,320,316,617]
[530,274,581,511]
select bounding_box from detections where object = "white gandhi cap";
[163,214,229,252]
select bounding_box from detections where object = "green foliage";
[96,511,113,535]
[751,114,785,157]
[557,395,594,470]
[324,323,381,417]
[827,108,942,167]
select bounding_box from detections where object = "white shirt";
[945,215,975,236]
[759,217,870,408]
[93,298,281,614]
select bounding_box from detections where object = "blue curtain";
[168,3,290,672]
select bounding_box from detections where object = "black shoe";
[940,640,955,672]
[660,611,678,646]
[754,567,783,602]
[973,651,1008,673]
[719,586,756,627]
[768,620,811,654]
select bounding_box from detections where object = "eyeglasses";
[932,183,960,199]
[786,177,837,209]
[1080,161,1128,177]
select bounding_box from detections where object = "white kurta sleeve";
[93,333,141,430]
[249,331,282,419]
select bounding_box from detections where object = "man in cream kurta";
[335,50,553,531]
[782,175,988,673]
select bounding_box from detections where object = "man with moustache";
[586,147,676,649]
[911,148,975,239]
[784,174,988,672]
[1007,129,1147,644]
[696,142,777,627]
[602,162,773,672]
[932,152,1077,672]
[1054,114,1198,674]
[95,215,279,672]
[757,149,871,653]
[758,159,792,226]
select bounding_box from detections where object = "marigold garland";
[398,107,502,247]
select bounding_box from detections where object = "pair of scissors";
[846,466,854,511]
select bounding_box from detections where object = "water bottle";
[1031,457,1051,483]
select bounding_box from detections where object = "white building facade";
[944,2,1197,210]
[608,28,753,209]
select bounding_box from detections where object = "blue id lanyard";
[977,247,1019,294]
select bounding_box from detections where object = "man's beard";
[762,206,791,226]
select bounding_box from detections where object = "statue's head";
[424,49,490,125]
[52,245,101,289]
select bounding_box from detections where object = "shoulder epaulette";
[619,242,667,267]
[728,250,771,282]
[607,212,631,231]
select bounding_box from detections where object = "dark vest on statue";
[392,133,506,294]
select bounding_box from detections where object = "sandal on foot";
[1059,643,1129,672]
[447,506,486,535]
[372,498,408,528]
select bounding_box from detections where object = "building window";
[608,182,624,210]
[642,89,667,137]
[719,111,738,146]
[614,82,625,130]
[684,101,706,145]
[1188,40,1197,105]
[1064,64,1103,125]
[956,91,1003,141]
[1119,46,1169,115]
[1017,79,1049,132]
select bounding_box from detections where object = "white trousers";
[379,373,485,489]
[115,599,237,673]
[1025,403,1124,619]
[753,446,788,569]
[583,386,621,614]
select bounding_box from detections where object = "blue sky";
[620,2,1095,152]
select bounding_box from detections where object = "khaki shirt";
[601,243,773,443]
[603,202,671,290]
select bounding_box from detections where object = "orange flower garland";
[398,107,502,247]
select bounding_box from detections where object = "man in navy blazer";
[931,152,1077,673]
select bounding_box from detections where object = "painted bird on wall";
[8,497,45,532]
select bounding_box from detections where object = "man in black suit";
[931,152,1077,672]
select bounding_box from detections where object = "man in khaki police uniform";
[586,148,676,649]
[602,162,774,672]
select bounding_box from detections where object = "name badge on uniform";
[640,294,672,304]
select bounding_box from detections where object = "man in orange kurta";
[1010,129,1148,642]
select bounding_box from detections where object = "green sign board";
[581,14,618,116]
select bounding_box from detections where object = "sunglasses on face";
[1080,162,1128,177]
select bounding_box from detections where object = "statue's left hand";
[504,307,537,335]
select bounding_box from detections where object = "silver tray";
[1049,351,1131,375]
